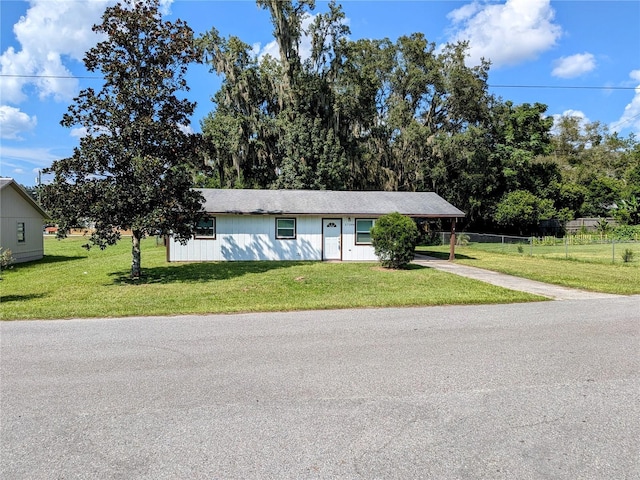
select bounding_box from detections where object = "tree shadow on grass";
[39,255,87,264]
[109,260,315,285]
[1,293,46,303]
[373,263,428,271]
[404,263,428,270]
[10,255,87,271]
[415,250,477,260]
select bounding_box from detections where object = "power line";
[0,74,100,79]
[489,84,636,91]
[610,111,640,130]
[0,73,638,91]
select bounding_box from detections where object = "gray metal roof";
[198,189,464,218]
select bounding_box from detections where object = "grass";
[462,240,640,265]
[418,245,640,295]
[0,237,543,320]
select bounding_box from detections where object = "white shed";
[167,189,464,262]
[0,178,49,264]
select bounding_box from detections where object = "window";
[276,218,296,239]
[355,219,375,244]
[17,222,25,243]
[195,216,215,238]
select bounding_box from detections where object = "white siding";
[169,214,380,262]
[341,219,377,261]
[0,185,44,263]
[169,215,324,261]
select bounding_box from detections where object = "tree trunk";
[131,230,142,279]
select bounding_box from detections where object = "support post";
[449,218,456,261]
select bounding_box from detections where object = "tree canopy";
[195,0,639,234]
[41,0,204,278]
[42,0,640,254]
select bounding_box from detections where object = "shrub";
[595,218,612,235]
[456,233,470,246]
[622,249,634,263]
[613,224,640,241]
[0,247,14,276]
[370,212,419,269]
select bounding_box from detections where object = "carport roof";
[198,189,465,218]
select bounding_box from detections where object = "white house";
[167,189,464,262]
[0,178,49,264]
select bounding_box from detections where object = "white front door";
[323,219,342,260]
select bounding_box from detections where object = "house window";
[355,219,375,244]
[17,222,25,243]
[276,218,296,239]
[195,216,215,238]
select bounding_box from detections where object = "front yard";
[1,237,543,320]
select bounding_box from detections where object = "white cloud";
[0,0,174,104]
[257,39,281,61]
[70,127,88,139]
[0,0,113,104]
[0,105,37,140]
[446,0,562,68]
[70,125,115,141]
[610,70,640,134]
[0,145,59,169]
[159,0,174,16]
[177,123,194,135]
[553,109,588,122]
[255,13,321,62]
[552,53,596,78]
[447,2,482,24]
[550,109,589,136]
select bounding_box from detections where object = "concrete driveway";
[413,254,623,300]
[1,298,638,479]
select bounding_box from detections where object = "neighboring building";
[0,178,49,264]
[167,189,464,262]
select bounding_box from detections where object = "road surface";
[1,297,639,479]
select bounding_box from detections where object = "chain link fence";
[438,232,639,265]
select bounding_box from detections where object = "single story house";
[0,178,49,264]
[167,189,464,262]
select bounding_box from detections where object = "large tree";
[199,2,494,194]
[42,0,203,279]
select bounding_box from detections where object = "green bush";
[370,212,419,269]
[622,249,634,263]
[613,224,640,241]
[0,247,14,277]
[456,233,470,246]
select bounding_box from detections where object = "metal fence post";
[565,235,568,259]
[612,238,615,264]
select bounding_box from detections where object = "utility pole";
[36,169,42,203]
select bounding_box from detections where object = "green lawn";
[1,237,543,320]
[418,245,640,295]
[460,239,640,265]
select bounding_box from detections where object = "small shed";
[167,189,464,262]
[0,178,49,264]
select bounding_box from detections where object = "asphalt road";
[1,298,639,479]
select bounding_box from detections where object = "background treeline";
[194,1,639,234]
[29,1,640,236]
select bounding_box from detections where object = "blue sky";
[1,0,639,188]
